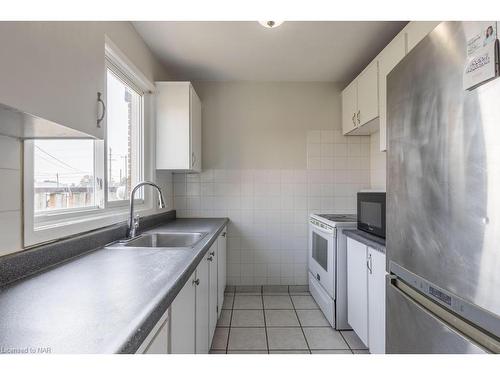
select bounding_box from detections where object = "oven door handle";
[310,224,335,236]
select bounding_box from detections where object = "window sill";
[25,204,165,248]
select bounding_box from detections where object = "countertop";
[0,218,228,354]
[343,229,386,254]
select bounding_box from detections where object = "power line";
[35,145,88,174]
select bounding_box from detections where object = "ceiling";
[133,21,408,82]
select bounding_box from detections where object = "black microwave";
[357,192,386,239]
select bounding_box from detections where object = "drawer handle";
[193,278,200,286]
[207,256,213,262]
[97,92,106,128]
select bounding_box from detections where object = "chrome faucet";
[128,181,166,239]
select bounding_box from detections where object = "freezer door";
[387,279,488,354]
[387,21,500,318]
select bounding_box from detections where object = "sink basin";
[119,232,208,248]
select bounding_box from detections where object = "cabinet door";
[144,319,170,354]
[405,21,440,53]
[342,81,358,135]
[195,257,210,354]
[156,82,191,170]
[217,228,227,318]
[0,22,104,139]
[368,247,386,354]
[208,243,218,343]
[378,32,406,152]
[190,85,202,172]
[170,271,196,353]
[357,61,379,126]
[347,238,368,346]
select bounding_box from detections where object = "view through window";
[33,139,96,213]
[106,67,143,202]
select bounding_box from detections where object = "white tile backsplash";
[173,130,370,285]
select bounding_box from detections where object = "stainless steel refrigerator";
[386,21,500,354]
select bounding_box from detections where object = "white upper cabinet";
[357,61,379,126]
[342,81,358,135]
[405,21,441,53]
[156,82,202,172]
[342,61,379,135]
[377,32,406,151]
[0,22,105,139]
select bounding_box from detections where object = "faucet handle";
[133,214,140,230]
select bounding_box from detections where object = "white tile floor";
[210,285,369,354]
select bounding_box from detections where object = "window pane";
[106,68,143,201]
[34,140,95,213]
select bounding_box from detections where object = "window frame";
[104,57,145,208]
[23,37,161,247]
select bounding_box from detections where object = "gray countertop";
[344,229,386,254]
[0,218,228,354]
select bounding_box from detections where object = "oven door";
[308,221,335,298]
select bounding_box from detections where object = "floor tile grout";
[261,289,270,353]
[289,291,312,354]
[220,285,364,355]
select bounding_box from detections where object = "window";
[33,139,97,213]
[106,65,144,203]
[24,39,155,247]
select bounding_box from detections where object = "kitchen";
[0,1,499,373]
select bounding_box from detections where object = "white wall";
[0,22,172,257]
[369,131,387,190]
[173,82,370,285]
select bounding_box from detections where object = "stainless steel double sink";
[108,232,208,250]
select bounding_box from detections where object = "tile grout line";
[225,292,236,354]
[289,290,312,354]
[339,331,355,354]
[261,288,270,354]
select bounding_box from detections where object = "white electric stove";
[308,213,357,329]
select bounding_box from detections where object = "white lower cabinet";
[137,308,170,354]
[195,256,210,354]
[142,225,228,354]
[170,272,196,353]
[347,238,369,346]
[347,238,386,353]
[217,229,227,318]
[208,243,218,343]
[367,247,386,354]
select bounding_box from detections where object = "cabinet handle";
[367,254,373,274]
[193,278,200,286]
[97,92,106,128]
[209,251,215,256]
[191,152,196,167]
[352,113,356,126]
[207,256,213,262]
[221,232,227,237]
[357,110,361,125]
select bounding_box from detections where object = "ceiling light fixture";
[258,21,284,29]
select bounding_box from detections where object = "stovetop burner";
[316,214,357,223]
